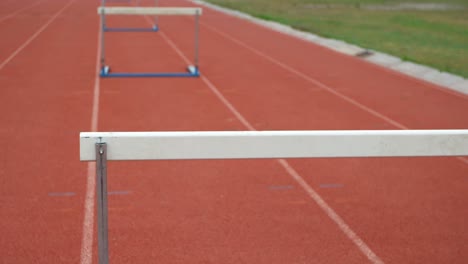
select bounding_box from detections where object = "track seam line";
[0,0,76,71]
[156,22,385,264]
[80,11,102,264]
[0,0,45,24]
[199,22,468,166]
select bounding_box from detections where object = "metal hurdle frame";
[102,0,159,32]
[80,130,468,264]
[98,7,202,78]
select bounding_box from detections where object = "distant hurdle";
[98,7,202,77]
[102,0,159,32]
[79,129,468,264]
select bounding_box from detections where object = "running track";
[0,0,467,263]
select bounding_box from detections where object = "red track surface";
[0,0,467,263]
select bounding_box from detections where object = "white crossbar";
[97,7,202,15]
[80,130,468,161]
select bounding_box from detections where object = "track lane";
[0,0,72,60]
[0,0,98,262]
[187,1,468,126]
[0,0,45,24]
[0,0,35,16]
[0,0,77,70]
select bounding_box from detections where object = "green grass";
[206,0,468,78]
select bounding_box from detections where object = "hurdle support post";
[96,143,109,264]
[152,0,158,30]
[100,8,106,68]
[194,8,200,71]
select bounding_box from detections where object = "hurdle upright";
[102,0,159,32]
[98,7,202,78]
[80,129,468,264]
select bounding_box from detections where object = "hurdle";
[102,0,159,32]
[80,129,468,264]
[98,7,202,78]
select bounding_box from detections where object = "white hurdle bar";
[101,0,160,32]
[79,130,468,264]
[98,7,203,16]
[80,130,468,161]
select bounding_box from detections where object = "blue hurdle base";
[100,65,200,78]
[104,25,159,32]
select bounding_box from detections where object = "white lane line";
[80,12,102,264]
[80,162,96,264]
[199,22,468,166]
[157,21,385,264]
[200,75,255,131]
[0,0,76,71]
[155,28,255,131]
[0,0,45,24]
[277,159,384,263]
[201,22,405,129]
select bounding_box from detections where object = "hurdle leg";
[100,7,107,73]
[96,143,109,264]
[100,7,111,76]
[153,0,158,30]
[194,10,200,70]
[101,0,106,34]
[185,10,200,76]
